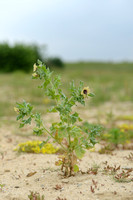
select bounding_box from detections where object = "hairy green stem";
[50,79,59,103]
[42,125,67,152]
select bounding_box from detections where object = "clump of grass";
[14,140,59,154]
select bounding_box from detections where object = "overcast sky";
[0,0,133,62]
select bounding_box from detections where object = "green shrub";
[0,43,43,72]
[46,57,64,68]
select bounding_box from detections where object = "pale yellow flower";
[33,63,37,72]
[32,72,38,77]
[14,107,19,114]
[81,87,90,98]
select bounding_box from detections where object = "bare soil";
[0,103,133,200]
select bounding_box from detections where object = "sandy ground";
[0,103,133,200]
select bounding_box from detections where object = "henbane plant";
[14,60,101,176]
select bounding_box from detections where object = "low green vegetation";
[0,61,133,118]
[0,61,133,162]
[65,62,133,105]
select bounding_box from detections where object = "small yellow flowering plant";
[15,141,59,154]
[15,60,101,176]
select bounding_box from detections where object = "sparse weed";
[125,152,133,162]
[114,169,133,183]
[54,184,63,190]
[90,185,95,193]
[102,163,120,175]
[28,191,45,200]
[56,197,67,200]
[90,179,98,193]
[80,164,99,175]
[14,60,101,177]
[87,164,99,175]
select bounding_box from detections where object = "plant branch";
[42,125,67,152]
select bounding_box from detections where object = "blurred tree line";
[0,43,64,73]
